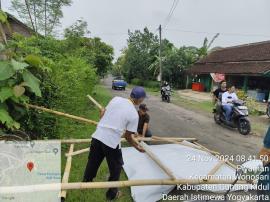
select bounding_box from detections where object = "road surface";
[104,77,263,161]
[103,77,266,201]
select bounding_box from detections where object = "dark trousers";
[83,138,124,200]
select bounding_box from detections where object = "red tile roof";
[189,41,270,75]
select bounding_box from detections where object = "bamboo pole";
[0,179,249,194]
[87,95,103,110]
[207,160,226,177]
[193,142,220,155]
[152,136,218,155]
[133,138,176,180]
[60,144,74,199]
[61,137,197,144]
[26,104,98,126]
[193,142,237,169]
[66,147,89,157]
[151,136,197,142]
[65,137,197,157]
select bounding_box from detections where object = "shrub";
[237,90,247,100]
[144,80,160,89]
[131,78,144,86]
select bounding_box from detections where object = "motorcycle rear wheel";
[214,113,221,124]
[238,118,251,135]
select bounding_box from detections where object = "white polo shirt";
[92,96,139,149]
[222,91,238,106]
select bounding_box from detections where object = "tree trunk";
[24,0,36,31]
[0,22,7,44]
[44,0,47,36]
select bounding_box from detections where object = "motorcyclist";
[213,80,227,103]
[161,81,171,96]
[222,85,238,122]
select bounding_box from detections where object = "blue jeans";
[223,105,233,121]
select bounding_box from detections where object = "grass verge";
[60,84,132,202]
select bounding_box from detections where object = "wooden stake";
[0,179,249,194]
[87,95,103,110]
[133,138,176,180]
[60,144,74,199]
[26,104,98,126]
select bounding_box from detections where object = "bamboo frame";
[26,104,98,126]
[152,136,218,155]
[0,179,249,194]
[87,95,103,110]
[133,138,177,180]
[65,137,198,157]
[0,137,251,197]
[61,137,197,144]
[60,144,74,199]
[207,160,226,177]
[152,136,237,170]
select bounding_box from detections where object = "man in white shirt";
[83,86,146,200]
[222,85,238,122]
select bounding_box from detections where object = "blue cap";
[130,86,146,99]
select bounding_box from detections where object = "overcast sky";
[2,0,270,59]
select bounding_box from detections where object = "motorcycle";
[267,100,270,118]
[213,100,251,135]
[161,86,171,103]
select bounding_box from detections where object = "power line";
[163,0,180,29]
[164,28,270,38]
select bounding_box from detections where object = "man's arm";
[125,131,145,153]
[99,108,106,119]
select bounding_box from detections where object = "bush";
[144,80,160,89]
[131,78,144,86]
[237,90,247,100]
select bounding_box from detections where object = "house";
[188,41,270,101]
[1,12,34,40]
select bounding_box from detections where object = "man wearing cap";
[137,104,152,137]
[83,86,146,200]
[257,126,270,201]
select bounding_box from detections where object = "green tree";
[64,20,114,77]
[121,27,171,82]
[11,0,72,35]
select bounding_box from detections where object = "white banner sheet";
[122,142,250,202]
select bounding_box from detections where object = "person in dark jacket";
[137,104,152,137]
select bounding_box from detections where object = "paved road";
[103,77,264,163]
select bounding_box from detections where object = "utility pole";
[158,24,162,82]
[0,0,2,9]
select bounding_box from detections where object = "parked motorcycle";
[267,100,270,118]
[214,100,251,135]
[161,87,171,103]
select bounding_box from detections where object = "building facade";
[188,41,270,101]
